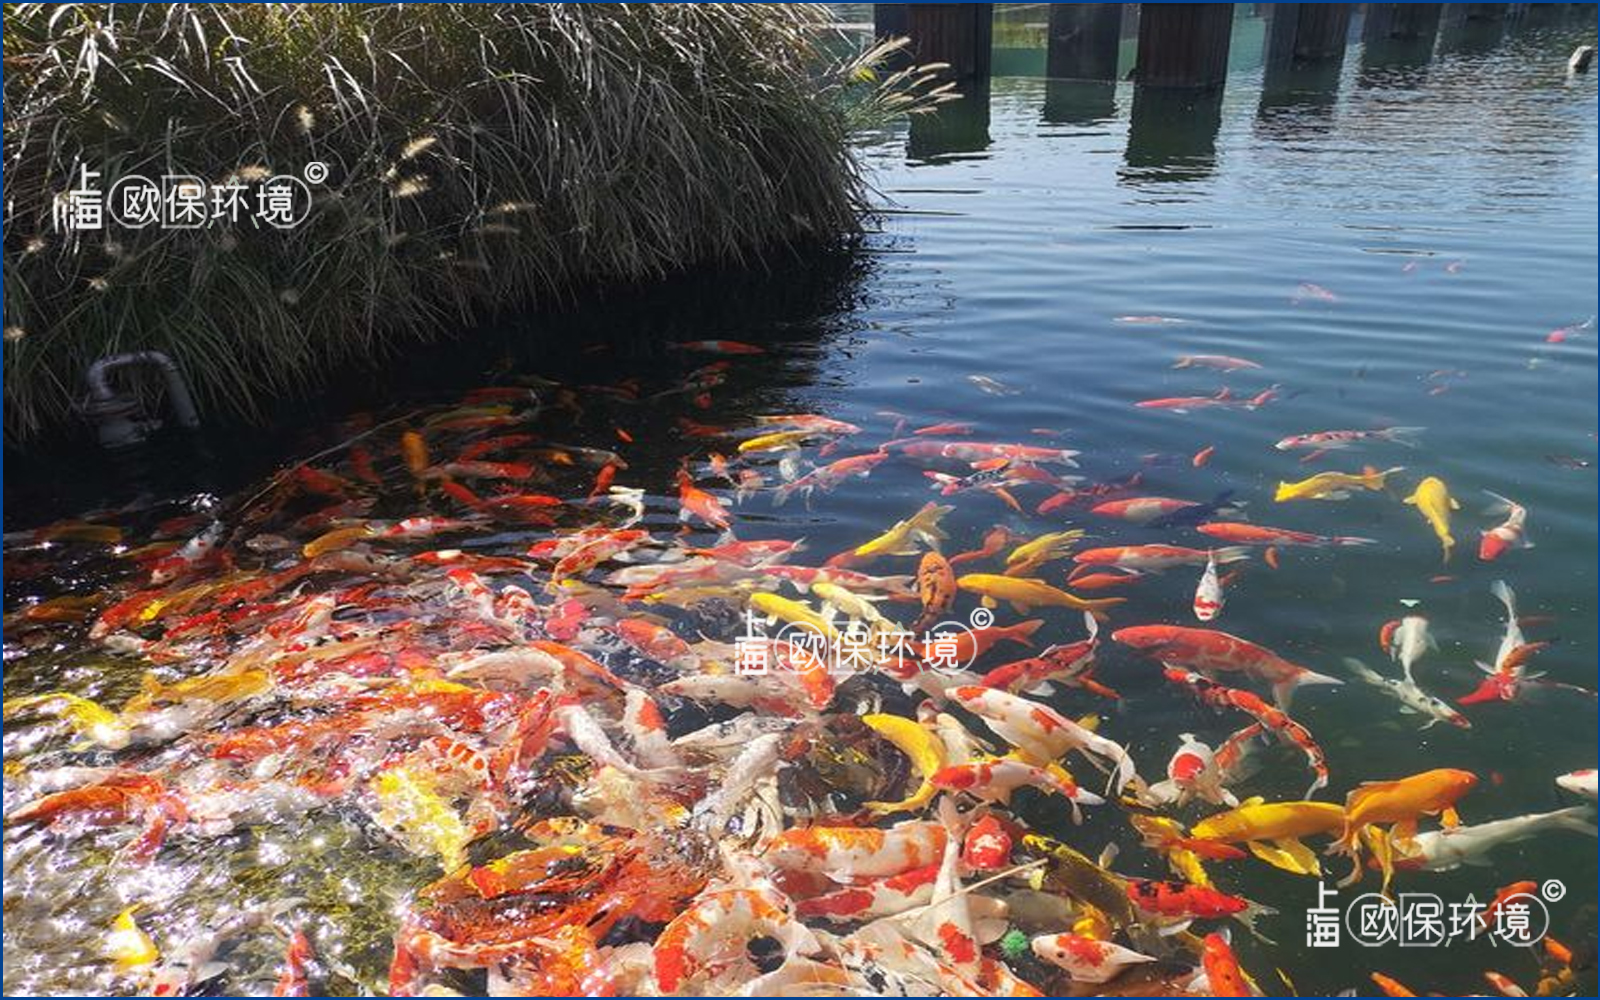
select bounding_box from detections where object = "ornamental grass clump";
[2,3,951,442]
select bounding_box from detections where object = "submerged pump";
[80,350,201,449]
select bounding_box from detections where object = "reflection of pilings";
[1364,3,1443,43]
[873,4,912,70]
[1439,3,1508,52]
[1135,4,1234,89]
[908,89,993,160]
[1042,79,1117,125]
[1123,86,1223,183]
[903,4,994,84]
[1046,4,1123,80]
[1265,3,1354,71]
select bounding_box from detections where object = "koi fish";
[1379,615,1435,683]
[931,756,1105,822]
[3,691,130,749]
[795,864,939,923]
[1392,806,1596,872]
[1004,530,1084,575]
[1196,522,1374,547]
[753,413,862,435]
[911,551,957,634]
[667,339,764,354]
[1274,427,1424,451]
[1200,931,1251,997]
[106,904,159,973]
[1090,494,1212,525]
[676,470,731,531]
[891,439,1080,468]
[1556,769,1597,800]
[956,573,1124,619]
[1342,657,1469,730]
[853,502,952,559]
[766,821,949,878]
[771,451,887,506]
[737,429,817,454]
[1173,355,1261,371]
[1479,490,1532,561]
[1155,733,1237,807]
[1162,668,1330,796]
[948,686,1136,792]
[1274,465,1401,502]
[1030,933,1154,984]
[1074,544,1250,573]
[1292,281,1338,304]
[1403,476,1458,562]
[861,713,947,815]
[1113,627,1341,709]
[979,613,1105,697]
[1333,767,1477,855]
[1190,797,1346,876]
[1193,551,1224,622]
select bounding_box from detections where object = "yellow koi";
[956,573,1125,620]
[737,429,814,454]
[105,904,158,972]
[1190,797,1346,876]
[370,765,472,870]
[3,692,129,749]
[1274,466,1402,502]
[854,502,952,559]
[123,668,272,715]
[302,523,377,559]
[861,713,947,814]
[1403,476,1459,562]
[749,592,842,644]
[1005,530,1085,574]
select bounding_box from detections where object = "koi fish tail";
[1272,667,1343,712]
[1332,535,1378,546]
[1363,466,1406,490]
[1382,426,1427,448]
[1212,546,1252,565]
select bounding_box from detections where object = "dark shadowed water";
[4,10,1597,997]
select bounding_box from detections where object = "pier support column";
[1364,3,1444,42]
[902,4,994,84]
[1046,4,1123,80]
[1134,4,1234,90]
[1266,3,1354,69]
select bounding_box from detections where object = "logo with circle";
[259,173,314,229]
[773,622,830,676]
[1346,892,1399,946]
[1488,891,1550,947]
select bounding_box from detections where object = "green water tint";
[5,15,1599,1000]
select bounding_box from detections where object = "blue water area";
[3,9,1596,997]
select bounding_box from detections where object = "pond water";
[4,10,1597,997]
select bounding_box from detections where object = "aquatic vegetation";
[1,4,952,442]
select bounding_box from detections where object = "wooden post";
[1135,4,1234,89]
[1266,4,1354,71]
[1046,4,1123,81]
[1464,3,1510,20]
[1042,79,1116,124]
[1364,3,1444,42]
[904,4,994,84]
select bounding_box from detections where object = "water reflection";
[1438,8,1509,56]
[1041,79,1117,127]
[1258,61,1343,133]
[907,88,993,162]
[1121,86,1223,184]
[1358,38,1437,88]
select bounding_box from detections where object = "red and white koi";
[149,521,225,585]
[1274,427,1424,452]
[947,686,1136,793]
[1074,544,1250,573]
[1113,624,1341,709]
[1031,933,1155,984]
[891,439,1081,468]
[1379,615,1435,683]
[795,864,940,922]
[931,756,1105,822]
[766,821,949,879]
[1193,550,1224,622]
[1163,667,1330,796]
[1149,733,1238,807]
[1479,490,1531,561]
